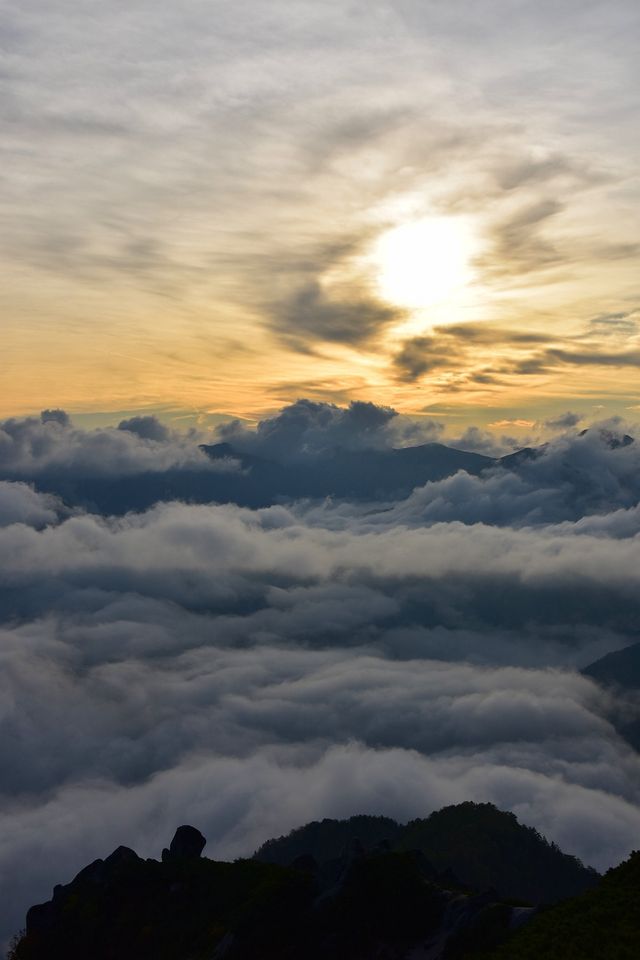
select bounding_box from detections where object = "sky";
[2,0,639,432]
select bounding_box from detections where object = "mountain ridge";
[10,802,603,960]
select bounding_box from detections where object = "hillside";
[397,802,597,904]
[583,642,640,690]
[255,802,598,904]
[9,804,605,960]
[582,644,640,751]
[480,849,640,960]
[8,823,515,960]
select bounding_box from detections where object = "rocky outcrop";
[161,824,206,861]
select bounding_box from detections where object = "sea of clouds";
[1,403,640,945]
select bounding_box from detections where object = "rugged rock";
[161,824,206,861]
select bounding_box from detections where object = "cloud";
[392,318,640,386]
[393,336,450,381]
[40,409,71,427]
[544,411,584,430]
[268,280,403,350]
[1,410,640,946]
[117,415,170,442]
[219,399,396,459]
[493,153,599,192]
[0,411,237,479]
[0,481,64,528]
[369,426,640,527]
[391,322,553,383]
[218,399,443,460]
[589,310,639,336]
[447,426,524,457]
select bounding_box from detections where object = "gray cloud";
[219,399,401,459]
[218,399,445,463]
[370,426,640,527]
[0,481,64,528]
[2,417,640,945]
[117,415,170,442]
[544,411,584,430]
[0,411,237,478]
[268,280,402,350]
[393,335,450,381]
[393,319,640,384]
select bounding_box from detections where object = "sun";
[373,216,476,310]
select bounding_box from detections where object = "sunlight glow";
[374,216,476,309]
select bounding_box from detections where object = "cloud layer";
[1,411,640,945]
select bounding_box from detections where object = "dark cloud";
[393,318,640,384]
[544,411,584,430]
[480,199,564,276]
[218,399,443,461]
[545,347,640,367]
[494,153,599,191]
[268,280,402,350]
[393,336,451,381]
[117,415,170,442]
[40,409,71,427]
[0,411,237,479]
[589,311,639,336]
[392,321,557,383]
[220,398,395,457]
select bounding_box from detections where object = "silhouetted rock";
[161,824,206,861]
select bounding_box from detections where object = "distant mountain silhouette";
[3,426,634,516]
[3,441,493,515]
[199,441,493,506]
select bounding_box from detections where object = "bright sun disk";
[374,216,475,310]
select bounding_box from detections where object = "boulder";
[162,825,206,861]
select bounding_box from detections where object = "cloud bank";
[0,411,236,478]
[1,406,640,946]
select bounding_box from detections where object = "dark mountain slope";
[582,644,640,752]
[254,802,598,905]
[254,814,400,867]
[481,849,640,960]
[9,822,530,960]
[17,441,493,515]
[583,642,640,689]
[397,802,598,904]
[200,442,493,504]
